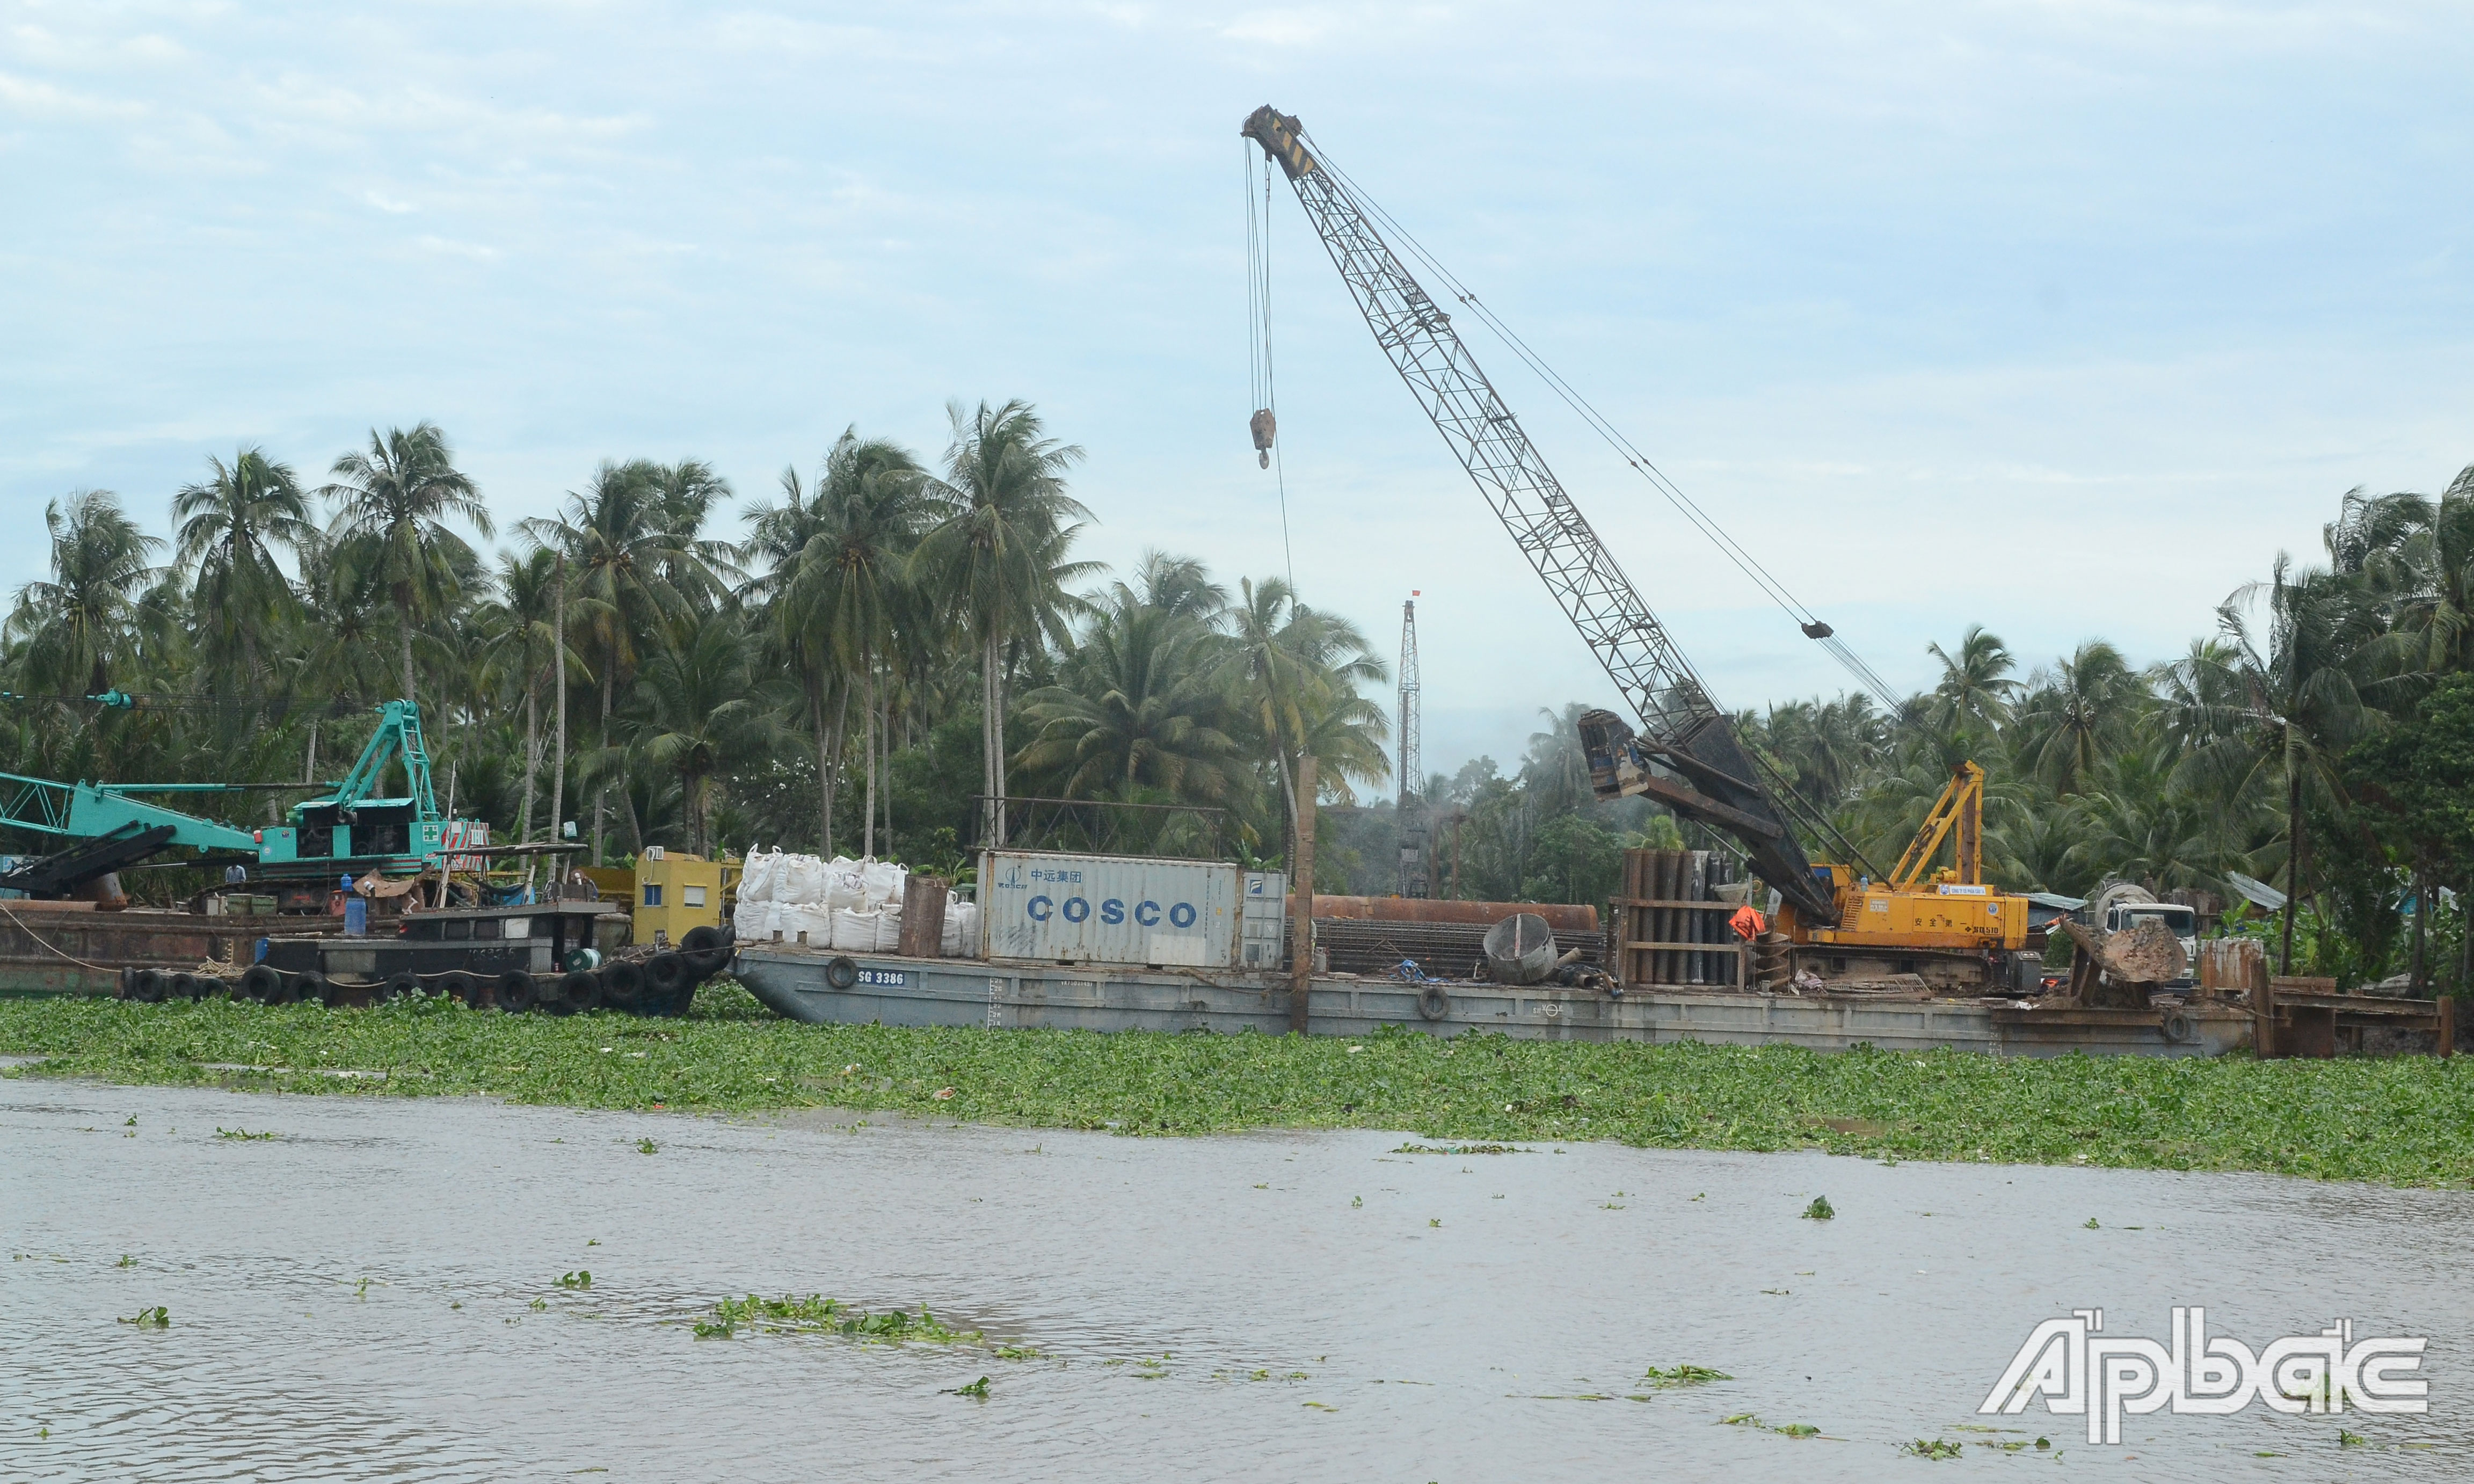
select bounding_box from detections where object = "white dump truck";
[2088,883,2199,981]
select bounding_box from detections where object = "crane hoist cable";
[1288,137,1887,874]
[1242,143,1297,588]
[1305,137,1904,714]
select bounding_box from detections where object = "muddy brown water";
[3,1074,2467,1482]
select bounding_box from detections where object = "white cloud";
[0,69,143,120]
[416,234,500,261]
[363,188,414,213]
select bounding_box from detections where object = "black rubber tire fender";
[239,964,287,1005]
[555,969,602,1014]
[128,968,166,1003]
[294,970,333,1008]
[381,973,421,1002]
[2160,1008,2197,1045]
[644,952,690,996]
[166,972,200,1000]
[1417,985,1451,1022]
[824,955,860,991]
[598,959,646,1009]
[435,971,482,1006]
[677,927,729,977]
[194,976,229,1000]
[494,970,539,1013]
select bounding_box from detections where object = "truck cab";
[2099,899,2198,975]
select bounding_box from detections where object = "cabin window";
[643,885,663,907]
[683,885,707,907]
[443,919,471,940]
[475,919,501,940]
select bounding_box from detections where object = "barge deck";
[731,944,2257,1058]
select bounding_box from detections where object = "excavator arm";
[1242,105,1836,924]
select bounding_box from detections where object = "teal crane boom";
[0,773,260,853]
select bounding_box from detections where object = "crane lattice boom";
[1242,105,1834,923]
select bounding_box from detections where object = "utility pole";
[1396,593,1427,897]
[549,554,567,897]
[1289,754,1316,1035]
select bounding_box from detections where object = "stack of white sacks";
[734,848,979,956]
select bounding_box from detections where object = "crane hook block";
[1249,408,1276,469]
[1799,620,1833,640]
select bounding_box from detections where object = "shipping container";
[979,850,1241,968]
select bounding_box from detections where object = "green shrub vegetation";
[3,986,2467,1188]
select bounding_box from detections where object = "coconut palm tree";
[474,548,592,855]
[8,490,163,696]
[780,431,927,857]
[1925,624,2019,737]
[913,399,1096,847]
[741,463,844,850]
[1014,586,1241,805]
[320,422,489,710]
[1222,576,1391,830]
[520,459,717,861]
[2012,641,2144,795]
[624,611,768,857]
[646,458,745,612]
[2184,556,2388,970]
[2349,467,2474,675]
[173,447,312,693]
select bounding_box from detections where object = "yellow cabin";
[629,850,738,945]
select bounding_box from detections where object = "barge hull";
[731,947,2252,1057]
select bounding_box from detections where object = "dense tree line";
[0,403,1395,890]
[1738,466,2474,993]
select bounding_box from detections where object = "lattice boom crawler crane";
[1242,105,2029,991]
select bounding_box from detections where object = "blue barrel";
[344,897,368,936]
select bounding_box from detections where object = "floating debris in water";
[1802,1196,1835,1221]
[118,1306,169,1328]
[1639,1364,1730,1388]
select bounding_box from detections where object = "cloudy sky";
[4,2,2469,776]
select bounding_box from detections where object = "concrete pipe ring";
[2160,1008,2197,1045]
[825,956,861,991]
[1417,986,1450,1022]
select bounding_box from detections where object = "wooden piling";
[1288,755,1316,1035]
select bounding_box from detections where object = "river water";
[3,1074,2466,1482]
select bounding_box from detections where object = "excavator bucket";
[1580,708,1836,926]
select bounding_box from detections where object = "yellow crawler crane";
[1777,762,2032,991]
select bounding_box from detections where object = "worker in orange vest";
[1728,904,1766,942]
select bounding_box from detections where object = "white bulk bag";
[860,859,905,906]
[872,907,903,952]
[781,902,834,945]
[951,900,981,957]
[939,893,964,957]
[740,900,782,940]
[781,854,829,906]
[738,849,778,904]
[825,868,865,912]
[831,906,880,952]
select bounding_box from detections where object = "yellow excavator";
[1775,760,2032,990]
[1581,712,2030,989]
